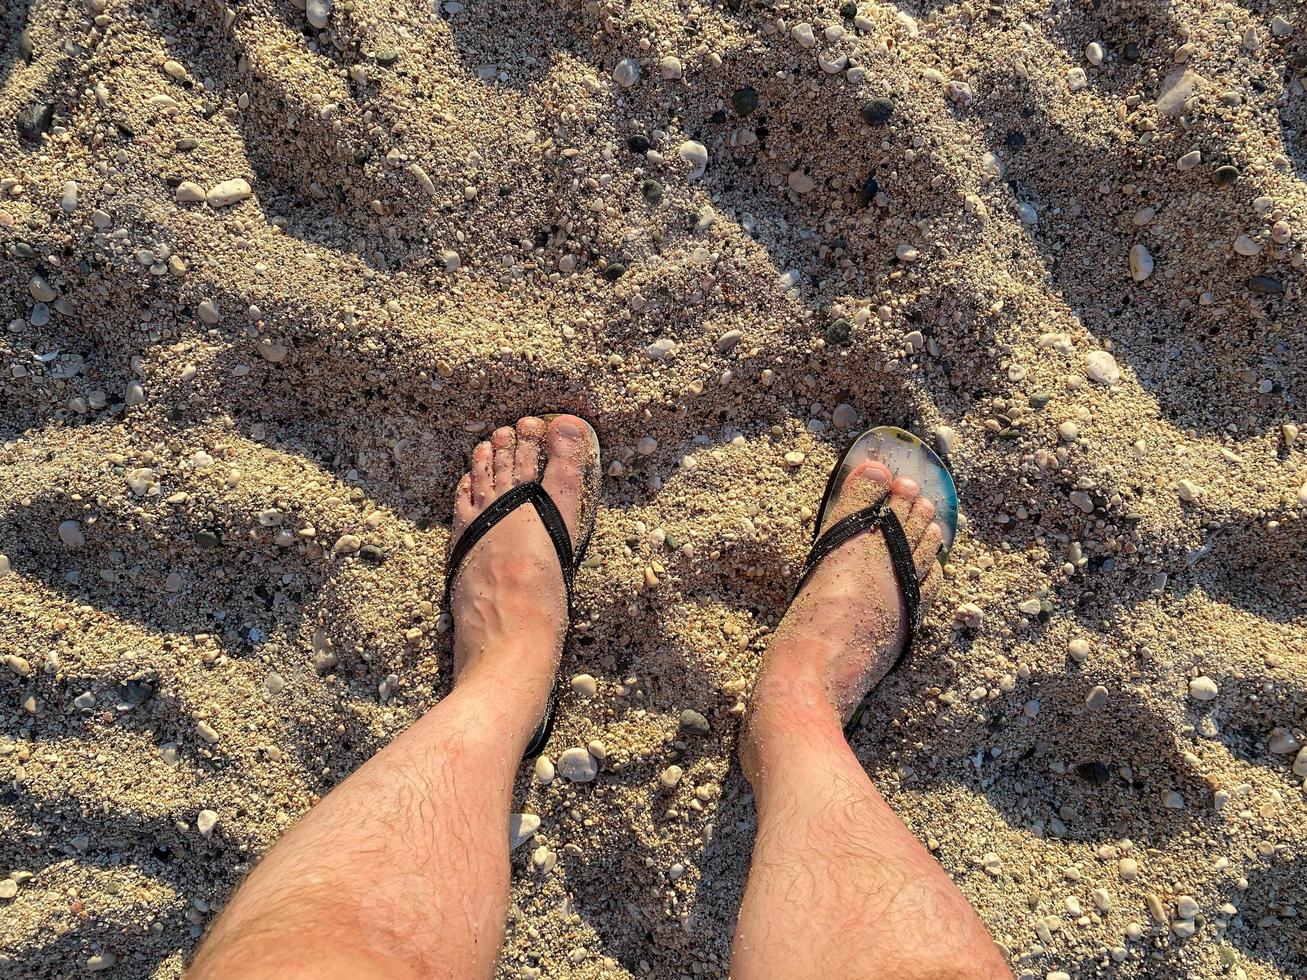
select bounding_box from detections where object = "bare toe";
[887,476,919,527]
[453,473,475,535]
[824,460,892,527]
[515,417,546,483]
[470,441,494,506]
[902,494,935,545]
[913,523,944,581]
[491,426,516,490]
[541,415,591,544]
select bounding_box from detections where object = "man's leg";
[190,416,592,980]
[733,462,1012,979]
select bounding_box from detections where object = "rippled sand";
[1,0,1304,976]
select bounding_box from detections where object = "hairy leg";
[191,416,592,980]
[732,462,1011,980]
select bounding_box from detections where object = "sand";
[1,0,1305,975]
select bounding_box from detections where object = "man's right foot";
[742,460,945,769]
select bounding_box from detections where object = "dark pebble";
[360,544,386,564]
[825,318,853,345]
[16,101,54,142]
[626,133,650,154]
[1028,391,1052,410]
[1247,276,1283,295]
[118,679,156,706]
[858,174,879,207]
[175,138,198,152]
[709,108,728,124]
[1123,42,1140,63]
[1212,165,1238,186]
[375,46,399,65]
[641,178,663,204]
[1075,761,1111,786]
[679,709,710,737]
[840,0,857,17]
[13,242,36,258]
[1004,130,1026,150]
[19,30,34,62]
[731,86,759,117]
[602,262,627,281]
[861,97,894,125]
[195,529,221,548]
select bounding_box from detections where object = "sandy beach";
[2,0,1305,975]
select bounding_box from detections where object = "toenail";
[556,418,582,439]
[863,462,892,482]
[895,477,919,495]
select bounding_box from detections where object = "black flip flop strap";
[444,481,576,609]
[794,502,922,669]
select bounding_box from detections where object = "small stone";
[1247,276,1284,295]
[832,404,858,429]
[1084,685,1109,710]
[306,0,331,28]
[1233,235,1262,257]
[636,436,658,456]
[29,275,57,302]
[1176,895,1199,919]
[1177,149,1202,170]
[570,673,598,698]
[1068,638,1091,663]
[679,708,710,736]
[613,58,641,88]
[0,879,16,899]
[73,691,96,710]
[1119,857,1139,880]
[1091,888,1112,912]
[1085,42,1105,66]
[731,87,759,116]
[1146,893,1168,923]
[861,97,894,125]
[86,953,117,972]
[791,22,816,47]
[206,178,252,208]
[557,747,598,783]
[787,170,816,193]
[1018,598,1041,615]
[677,140,708,179]
[264,672,286,694]
[197,299,221,324]
[124,380,146,406]
[333,534,362,554]
[509,813,540,849]
[16,101,55,141]
[1067,66,1088,92]
[359,544,385,564]
[196,721,220,743]
[4,655,31,677]
[784,451,806,467]
[196,809,219,836]
[659,764,683,789]
[533,755,555,785]
[1212,165,1239,186]
[1129,244,1153,281]
[1162,789,1185,809]
[641,178,663,203]
[176,181,206,203]
[1268,728,1300,754]
[0,554,9,578]
[1189,676,1219,701]
[934,425,957,456]
[60,181,79,213]
[1177,479,1202,502]
[58,519,85,548]
[1084,350,1120,385]
[716,329,743,353]
[659,56,682,80]
[1292,747,1307,777]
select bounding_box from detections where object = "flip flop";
[443,415,602,759]
[793,426,959,737]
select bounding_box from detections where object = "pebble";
[0,880,16,900]
[934,425,957,456]
[16,101,54,141]
[60,181,79,213]
[1212,165,1239,186]
[1232,235,1261,257]
[716,329,743,353]
[306,0,331,28]
[861,97,894,125]
[1267,729,1300,754]
[732,87,759,116]
[570,673,598,698]
[1084,351,1120,385]
[659,56,682,80]
[1067,67,1088,92]
[1248,276,1284,295]
[1175,895,1200,919]
[197,299,221,324]
[1292,747,1307,777]
[1162,789,1185,808]
[679,708,710,736]
[533,755,555,785]
[1129,244,1153,281]
[677,140,708,179]
[832,404,858,429]
[1084,685,1109,710]
[58,520,85,548]
[29,275,57,302]
[1068,638,1090,663]
[1177,479,1202,502]
[125,380,146,406]
[73,691,96,710]
[791,22,816,48]
[86,953,117,972]
[1085,42,1105,66]
[636,436,658,456]
[784,451,806,467]
[196,809,219,836]
[557,747,598,782]
[1176,149,1202,171]
[1188,676,1219,701]
[613,58,641,88]
[659,765,683,789]
[206,178,252,208]
[509,813,540,849]
[1119,857,1139,880]
[176,181,206,203]
[0,555,9,579]
[333,534,362,554]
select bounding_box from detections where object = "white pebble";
[1176,149,1202,170]
[509,813,540,849]
[206,178,252,208]
[1084,350,1120,385]
[1129,243,1153,281]
[636,436,658,455]
[1188,676,1219,701]
[677,140,708,180]
[1233,235,1262,257]
[790,22,816,48]
[570,673,598,698]
[557,747,598,783]
[196,809,219,836]
[306,0,331,28]
[1085,42,1104,66]
[613,58,641,88]
[58,519,85,548]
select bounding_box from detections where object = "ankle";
[741,657,847,784]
